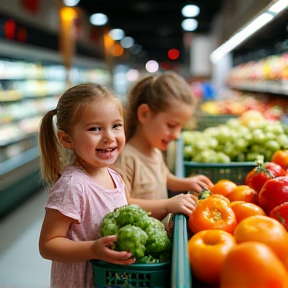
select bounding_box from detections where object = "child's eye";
[168,124,176,128]
[88,127,101,131]
[113,123,123,129]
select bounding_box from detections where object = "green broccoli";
[99,211,119,236]
[99,204,172,262]
[115,224,148,259]
[116,204,151,229]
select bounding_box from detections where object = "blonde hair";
[125,71,194,140]
[38,83,123,187]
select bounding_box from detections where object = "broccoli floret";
[116,204,151,229]
[115,224,148,259]
[100,211,119,236]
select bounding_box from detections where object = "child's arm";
[39,209,135,265]
[167,171,214,194]
[126,193,197,220]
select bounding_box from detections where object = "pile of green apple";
[182,117,288,163]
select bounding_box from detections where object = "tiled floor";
[0,190,51,288]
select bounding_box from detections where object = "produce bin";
[90,259,171,287]
[195,113,237,131]
[90,214,191,288]
[176,138,256,185]
[171,214,192,288]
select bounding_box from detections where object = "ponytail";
[38,109,63,187]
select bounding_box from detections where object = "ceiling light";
[268,0,288,14]
[145,60,159,73]
[63,0,80,6]
[109,29,125,41]
[181,19,198,31]
[210,12,273,63]
[90,13,108,26]
[127,69,139,82]
[120,37,134,49]
[182,5,200,17]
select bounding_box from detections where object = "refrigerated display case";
[0,41,111,218]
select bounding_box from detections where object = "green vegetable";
[115,225,148,259]
[198,189,211,200]
[100,204,172,261]
[136,255,160,264]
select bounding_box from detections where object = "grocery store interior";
[1,0,288,287]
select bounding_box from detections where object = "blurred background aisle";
[0,190,50,288]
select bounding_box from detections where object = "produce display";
[186,158,288,287]
[199,93,285,120]
[100,204,172,263]
[182,110,288,163]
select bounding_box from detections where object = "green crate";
[90,260,171,287]
[184,161,256,185]
[196,114,237,131]
[175,138,256,185]
[171,214,192,288]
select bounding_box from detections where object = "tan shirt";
[113,144,169,200]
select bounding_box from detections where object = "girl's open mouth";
[96,147,117,153]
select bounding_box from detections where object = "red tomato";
[270,202,288,231]
[272,150,288,170]
[245,162,286,194]
[258,176,288,215]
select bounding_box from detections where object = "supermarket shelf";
[0,146,43,217]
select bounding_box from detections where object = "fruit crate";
[176,138,256,185]
[171,214,192,288]
[196,113,237,131]
[90,214,190,288]
[90,259,171,288]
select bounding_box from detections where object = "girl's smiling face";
[69,100,125,168]
[142,101,192,151]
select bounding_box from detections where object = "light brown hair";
[38,82,123,186]
[125,71,194,140]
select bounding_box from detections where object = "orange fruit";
[188,229,236,284]
[209,194,230,204]
[272,150,288,170]
[233,215,288,261]
[227,185,258,204]
[220,242,288,288]
[189,196,237,234]
[210,179,237,199]
[229,201,266,223]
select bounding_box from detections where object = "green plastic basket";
[196,114,237,131]
[175,138,256,185]
[90,260,171,287]
[184,161,256,185]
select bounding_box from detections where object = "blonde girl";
[113,72,213,203]
[38,82,196,288]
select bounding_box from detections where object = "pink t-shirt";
[45,166,127,288]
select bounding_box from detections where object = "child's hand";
[187,175,214,195]
[166,193,198,217]
[92,235,136,265]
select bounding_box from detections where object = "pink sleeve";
[45,175,84,223]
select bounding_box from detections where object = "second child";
[113,72,214,203]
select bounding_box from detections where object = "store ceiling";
[77,0,225,63]
[233,8,288,65]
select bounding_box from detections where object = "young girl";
[38,82,197,288]
[113,72,213,203]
